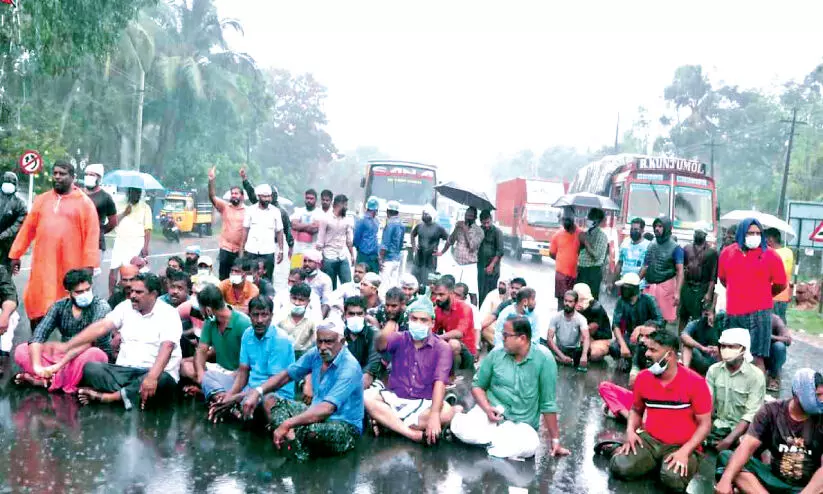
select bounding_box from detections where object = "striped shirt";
[632,363,712,445]
[31,297,113,358]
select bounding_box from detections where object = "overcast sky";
[216,0,823,185]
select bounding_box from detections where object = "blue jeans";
[322,257,351,291]
[766,341,788,379]
[201,370,236,399]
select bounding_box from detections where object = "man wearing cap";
[236,315,363,461]
[380,200,405,289]
[208,166,246,280]
[0,172,26,269]
[609,273,664,370]
[574,282,612,362]
[240,183,284,282]
[108,187,152,295]
[437,206,483,301]
[399,273,420,306]
[241,171,294,267]
[705,327,766,452]
[9,161,100,328]
[678,228,717,333]
[640,217,684,328]
[367,297,458,444]
[715,368,823,494]
[451,316,569,459]
[183,245,201,275]
[302,250,333,316]
[193,255,219,287]
[82,165,117,273]
[410,205,448,286]
[353,197,380,273]
[718,217,787,372]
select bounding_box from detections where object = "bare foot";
[182,385,202,397]
[14,372,49,388]
[77,388,103,406]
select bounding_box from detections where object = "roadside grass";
[788,308,823,336]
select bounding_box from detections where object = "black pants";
[477,264,499,306]
[577,265,604,300]
[414,249,438,286]
[81,362,176,410]
[217,248,239,281]
[247,252,275,281]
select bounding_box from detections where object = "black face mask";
[620,286,638,301]
[630,230,642,241]
[498,286,507,295]
[259,200,271,208]
[435,298,450,309]
[694,233,707,246]
[229,198,241,206]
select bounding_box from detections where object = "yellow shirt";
[773,246,794,302]
[115,201,153,238]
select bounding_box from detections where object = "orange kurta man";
[9,186,100,320]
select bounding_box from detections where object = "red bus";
[568,154,718,268]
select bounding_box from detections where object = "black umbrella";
[434,182,495,211]
[552,192,619,211]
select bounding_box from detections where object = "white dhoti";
[451,405,540,460]
[0,310,20,353]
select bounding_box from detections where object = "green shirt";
[200,309,250,371]
[472,344,558,430]
[706,360,766,430]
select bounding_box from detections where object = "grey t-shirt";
[549,311,588,348]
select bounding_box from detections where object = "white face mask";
[230,274,243,285]
[744,235,762,250]
[83,175,98,189]
[73,290,94,308]
[720,347,743,362]
[198,269,210,278]
[1,183,15,194]
[245,275,255,283]
[346,316,365,334]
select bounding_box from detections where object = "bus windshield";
[526,207,562,227]
[673,186,714,231]
[626,183,670,223]
[369,165,435,206]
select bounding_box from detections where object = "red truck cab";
[495,178,568,262]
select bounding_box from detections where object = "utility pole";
[704,132,722,177]
[614,113,620,154]
[777,108,806,218]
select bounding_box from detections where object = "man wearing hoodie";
[0,172,27,269]
[718,218,786,372]
[640,217,684,328]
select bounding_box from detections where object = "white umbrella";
[719,210,796,242]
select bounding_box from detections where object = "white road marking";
[17,248,220,273]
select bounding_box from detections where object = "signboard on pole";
[788,201,823,250]
[18,150,42,175]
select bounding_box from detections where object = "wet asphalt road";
[0,235,821,493]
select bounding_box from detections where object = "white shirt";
[107,300,183,381]
[243,204,284,255]
[480,291,505,316]
[306,270,333,305]
[290,206,328,249]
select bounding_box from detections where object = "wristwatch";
[254,386,265,397]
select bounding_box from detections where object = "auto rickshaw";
[160,191,213,237]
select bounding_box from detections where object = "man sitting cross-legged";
[365,297,459,444]
[207,295,294,423]
[54,273,182,410]
[15,268,111,393]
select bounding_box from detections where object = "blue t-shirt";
[287,346,365,433]
[353,215,379,256]
[381,218,405,261]
[619,238,650,277]
[239,326,295,399]
[494,304,541,348]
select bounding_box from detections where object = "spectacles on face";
[502,332,517,340]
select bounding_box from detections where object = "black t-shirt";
[579,301,612,341]
[413,222,448,254]
[87,188,117,251]
[748,399,823,487]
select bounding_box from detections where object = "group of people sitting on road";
[1,161,820,492]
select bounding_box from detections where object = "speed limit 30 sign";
[19,150,43,175]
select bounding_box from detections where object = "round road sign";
[19,150,43,175]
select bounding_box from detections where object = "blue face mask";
[408,321,430,341]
